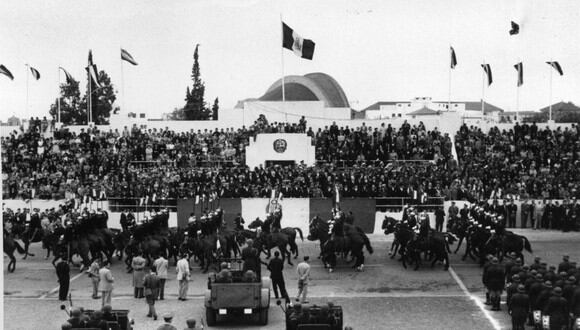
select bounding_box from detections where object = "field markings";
[38,271,86,299]
[448,266,502,330]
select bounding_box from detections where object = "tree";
[183,44,212,120]
[49,78,85,125]
[211,97,219,120]
[84,70,119,125]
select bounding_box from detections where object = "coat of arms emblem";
[273,139,287,153]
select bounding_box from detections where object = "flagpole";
[120,48,126,114]
[448,45,452,112]
[57,67,61,124]
[25,64,29,119]
[280,13,287,122]
[481,60,485,119]
[549,59,553,122]
[88,52,92,125]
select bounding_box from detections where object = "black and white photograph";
[2,0,580,329]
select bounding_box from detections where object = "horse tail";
[522,236,532,253]
[294,228,304,241]
[14,241,25,254]
[362,233,373,254]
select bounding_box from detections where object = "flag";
[546,61,563,76]
[29,66,40,80]
[121,48,138,65]
[514,62,523,86]
[509,21,519,35]
[481,64,493,86]
[450,47,457,69]
[0,64,14,80]
[282,22,315,60]
[59,67,75,83]
[333,185,340,208]
[86,50,101,88]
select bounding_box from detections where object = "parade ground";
[4,229,580,330]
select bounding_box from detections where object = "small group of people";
[482,254,580,329]
[287,302,338,330]
[62,305,117,330]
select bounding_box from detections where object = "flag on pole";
[509,21,520,35]
[546,61,563,76]
[121,48,138,65]
[86,50,101,88]
[514,62,523,86]
[333,185,341,208]
[481,64,493,86]
[0,64,14,80]
[29,66,40,80]
[282,22,315,60]
[450,47,457,69]
[59,67,75,83]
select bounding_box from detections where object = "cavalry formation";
[3,199,534,277]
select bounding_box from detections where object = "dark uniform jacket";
[267,257,284,280]
[484,264,506,291]
[509,292,530,321]
[543,295,569,329]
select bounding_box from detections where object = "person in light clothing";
[153,254,169,300]
[296,256,311,304]
[98,261,114,307]
[87,259,101,299]
[176,254,190,301]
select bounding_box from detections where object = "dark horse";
[248,218,304,259]
[308,217,373,272]
[382,217,414,260]
[405,232,450,271]
[483,231,532,264]
[10,222,42,259]
[3,232,26,273]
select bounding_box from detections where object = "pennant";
[86,50,101,88]
[546,61,563,76]
[0,64,14,80]
[59,67,75,83]
[481,64,493,86]
[121,48,138,65]
[29,66,40,80]
[282,22,315,60]
[509,21,519,35]
[450,47,457,69]
[514,62,523,87]
[334,185,340,207]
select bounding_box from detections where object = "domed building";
[236,72,352,122]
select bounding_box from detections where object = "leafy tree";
[211,97,219,120]
[49,78,85,125]
[167,107,186,120]
[84,70,119,125]
[183,44,211,120]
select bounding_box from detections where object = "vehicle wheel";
[259,308,268,325]
[206,307,216,326]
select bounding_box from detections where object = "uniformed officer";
[543,287,569,330]
[484,257,505,311]
[509,284,530,330]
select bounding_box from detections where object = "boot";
[484,292,491,305]
[134,288,138,298]
[138,288,144,298]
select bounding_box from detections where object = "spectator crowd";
[2,116,580,204]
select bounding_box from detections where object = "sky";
[1,0,579,121]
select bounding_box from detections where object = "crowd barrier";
[2,198,564,234]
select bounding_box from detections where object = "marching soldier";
[509,284,530,330]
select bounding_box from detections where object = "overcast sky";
[1,0,579,121]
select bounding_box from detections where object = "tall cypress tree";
[184,44,208,120]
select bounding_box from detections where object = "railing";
[375,196,445,212]
[107,197,178,212]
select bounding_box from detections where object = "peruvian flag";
[282,22,315,60]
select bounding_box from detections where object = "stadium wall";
[1,198,562,234]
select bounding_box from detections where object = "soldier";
[509,284,529,330]
[234,213,245,231]
[536,281,553,313]
[557,255,572,274]
[543,287,569,330]
[506,274,521,310]
[435,206,445,232]
[506,200,517,228]
[484,257,505,311]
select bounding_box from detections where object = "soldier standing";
[509,285,530,330]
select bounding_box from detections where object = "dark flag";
[282,22,315,60]
[481,64,493,86]
[29,66,40,80]
[121,48,138,65]
[450,47,457,69]
[0,64,14,80]
[514,62,523,86]
[86,50,101,88]
[59,67,75,84]
[546,61,563,76]
[509,21,520,35]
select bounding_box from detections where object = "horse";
[483,231,532,264]
[382,217,413,260]
[253,231,294,266]
[447,218,471,254]
[11,222,42,259]
[248,218,304,259]
[3,233,26,273]
[405,233,450,271]
[308,216,373,272]
[185,233,219,273]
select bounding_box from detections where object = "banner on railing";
[245,133,315,169]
